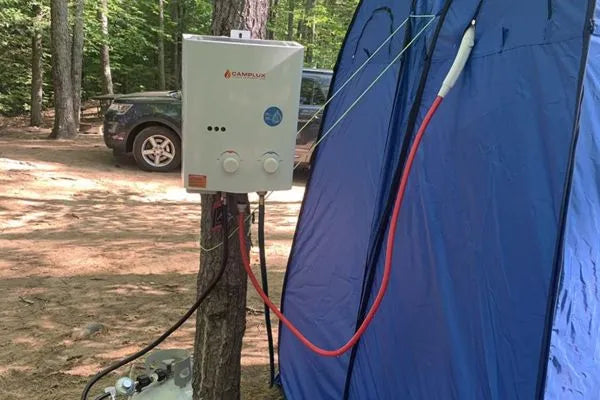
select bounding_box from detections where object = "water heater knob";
[263,157,279,174]
[222,153,240,174]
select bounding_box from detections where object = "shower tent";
[277,0,600,399]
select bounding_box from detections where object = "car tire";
[132,126,181,172]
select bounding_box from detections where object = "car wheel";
[132,126,181,172]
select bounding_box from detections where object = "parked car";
[103,68,333,172]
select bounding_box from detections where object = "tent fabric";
[544,5,600,398]
[278,0,600,399]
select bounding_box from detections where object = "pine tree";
[192,2,269,398]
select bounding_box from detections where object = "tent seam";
[535,1,597,398]
[275,0,369,390]
[341,1,455,397]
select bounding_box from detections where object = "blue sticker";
[264,106,283,127]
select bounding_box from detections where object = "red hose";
[238,95,444,357]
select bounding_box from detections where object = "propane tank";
[111,350,193,400]
[131,378,192,400]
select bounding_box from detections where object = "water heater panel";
[182,35,304,193]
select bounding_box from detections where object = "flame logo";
[224,69,232,79]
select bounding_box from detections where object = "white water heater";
[182,34,304,193]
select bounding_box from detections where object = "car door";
[295,73,332,166]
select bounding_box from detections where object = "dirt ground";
[0,118,305,399]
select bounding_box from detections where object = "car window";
[300,74,331,106]
[300,77,316,105]
[313,75,330,105]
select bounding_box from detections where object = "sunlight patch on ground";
[62,362,104,377]
[96,345,146,360]
[12,336,45,348]
[0,366,32,376]
[248,185,305,203]
[0,211,48,229]
[129,187,200,203]
[0,157,38,170]
[0,130,300,400]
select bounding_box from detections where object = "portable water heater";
[82,18,481,400]
[182,35,304,193]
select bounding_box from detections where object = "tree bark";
[71,0,85,129]
[49,0,77,139]
[30,3,43,127]
[300,0,316,64]
[267,0,279,39]
[211,0,269,39]
[193,195,250,400]
[309,13,316,65]
[193,3,269,399]
[173,28,180,89]
[158,0,166,90]
[171,0,184,89]
[286,0,295,40]
[99,0,113,94]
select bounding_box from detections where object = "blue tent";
[278,1,600,398]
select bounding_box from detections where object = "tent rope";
[295,14,435,138]
[200,14,436,253]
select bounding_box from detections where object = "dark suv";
[103,69,333,172]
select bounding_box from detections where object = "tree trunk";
[158,0,166,90]
[49,0,77,139]
[30,3,43,127]
[211,0,269,39]
[286,0,295,40]
[99,0,113,94]
[173,38,181,89]
[300,0,316,64]
[169,0,180,89]
[193,2,269,399]
[170,0,184,89]
[173,33,180,89]
[309,14,316,65]
[267,0,278,39]
[71,0,85,129]
[193,194,250,400]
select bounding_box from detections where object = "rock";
[71,322,105,340]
